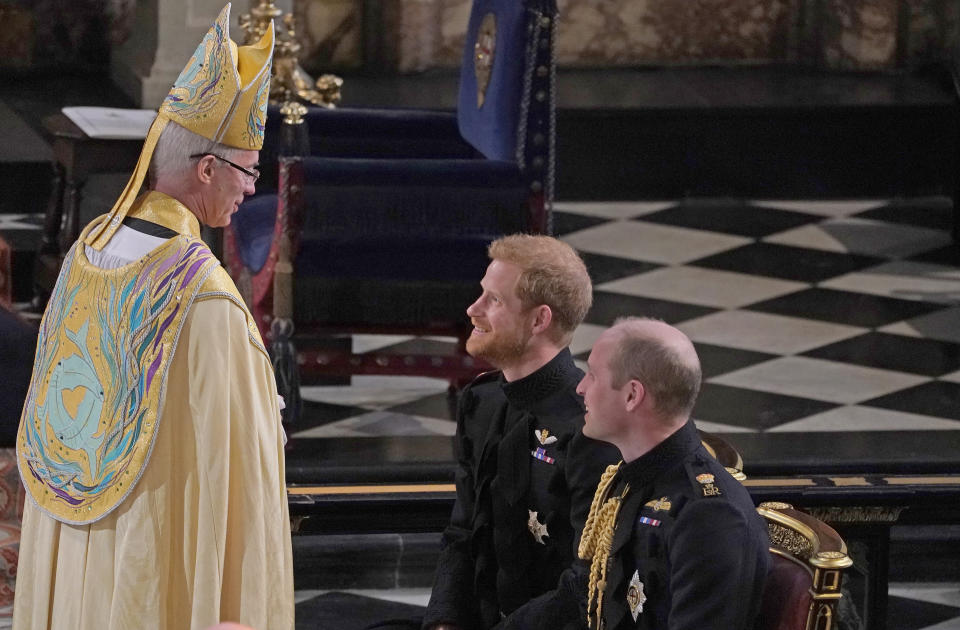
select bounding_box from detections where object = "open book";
[62,107,157,140]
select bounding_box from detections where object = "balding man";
[572,317,769,630]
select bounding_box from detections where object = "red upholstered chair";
[756,503,854,630]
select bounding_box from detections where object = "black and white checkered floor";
[281,197,960,629]
[290,197,960,441]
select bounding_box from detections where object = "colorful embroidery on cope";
[18,229,219,524]
[165,13,227,120]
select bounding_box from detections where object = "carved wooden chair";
[698,429,747,481]
[224,0,558,425]
[756,502,855,630]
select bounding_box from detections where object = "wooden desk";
[32,114,142,307]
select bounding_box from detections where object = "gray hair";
[608,316,702,421]
[150,120,247,183]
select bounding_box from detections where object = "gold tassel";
[579,462,628,630]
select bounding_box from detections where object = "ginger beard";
[465,307,536,369]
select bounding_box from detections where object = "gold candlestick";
[239,0,343,110]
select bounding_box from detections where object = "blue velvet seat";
[224,0,558,425]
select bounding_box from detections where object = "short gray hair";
[150,120,247,183]
[608,317,702,421]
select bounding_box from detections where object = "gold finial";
[241,1,343,111]
[280,101,307,126]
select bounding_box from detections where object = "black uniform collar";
[619,419,701,488]
[500,347,579,411]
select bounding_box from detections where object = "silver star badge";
[627,570,646,621]
[527,509,549,544]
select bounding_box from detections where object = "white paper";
[61,106,157,140]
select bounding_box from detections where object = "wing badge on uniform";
[627,570,646,621]
[535,428,558,445]
[644,496,672,512]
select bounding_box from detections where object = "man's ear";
[624,380,645,413]
[530,304,553,335]
[195,155,216,184]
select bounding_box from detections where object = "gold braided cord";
[579,462,622,560]
[578,462,627,630]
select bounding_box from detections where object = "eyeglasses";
[190,152,260,182]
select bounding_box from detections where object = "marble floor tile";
[297,399,378,432]
[586,290,717,326]
[642,199,818,237]
[693,383,838,430]
[691,241,883,282]
[852,197,954,231]
[677,310,865,354]
[692,419,758,433]
[292,411,455,438]
[765,405,960,432]
[888,593,960,630]
[889,583,960,609]
[803,332,960,377]
[297,588,432,607]
[941,370,960,384]
[579,251,662,284]
[749,199,887,217]
[552,211,610,236]
[300,376,450,410]
[352,334,417,354]
[864,381,960,421]
[708,356,928,404]
[880,307,960,344]
[569,323,608,356]
[598,266,806,309]
[552,200,676,220]
[562,220,750,264]
[912,245,960,268]
[764,218,952,258]
[748,288,944,327]
[694,342,779,379]
[0,212,44,230]
[820,261,960,305]
[387,392,455,420]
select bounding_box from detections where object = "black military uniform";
[578,419,769,630]
[424,348,621,630]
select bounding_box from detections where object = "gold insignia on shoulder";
[528,509,549,544]
[627,570,646,621]
[644,496,672,512]
[535,428,558,445]
[697,473,722,497]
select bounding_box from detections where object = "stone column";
[111,0,292,108]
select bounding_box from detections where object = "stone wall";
[297,0,960,74]
[3,1,957,77]
[0,0,136,71]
